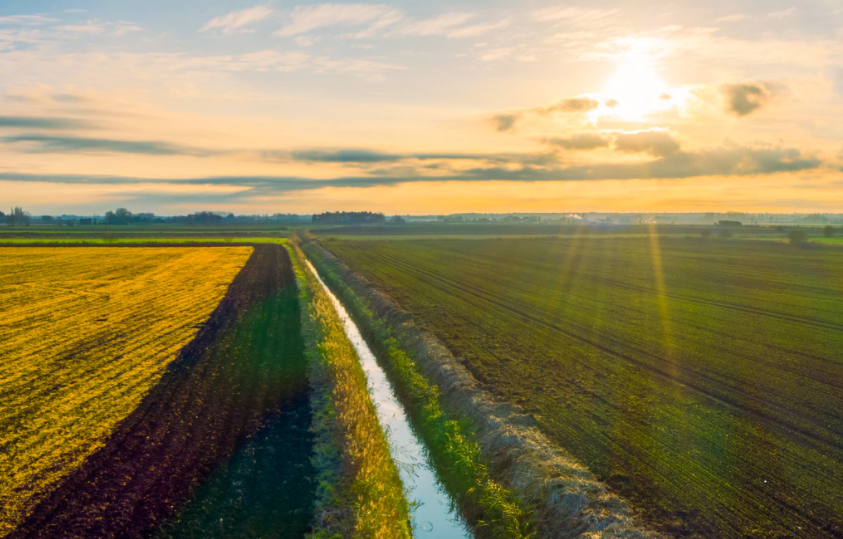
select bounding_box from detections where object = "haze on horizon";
[1,0,842,215]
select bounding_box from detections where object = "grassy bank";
[286,240,411,539]
[300,236,535,539]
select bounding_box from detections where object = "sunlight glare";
[604,52,670,120]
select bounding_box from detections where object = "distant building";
[78,218,98,225]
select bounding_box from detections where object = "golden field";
[0,246,252,534]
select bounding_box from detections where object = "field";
[324,237,843,538]
[0,246,252,534]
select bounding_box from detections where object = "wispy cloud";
[393,12,474,36]
[275,4,401,37]
[0,116,94,129]
[0,143,822,201]
[768,7,798,19]
[531,7,619,26]
[716,14,748,23]
[493,96,601,131]
[2,135,218,156]
[201,4,275,35]
[275,4,505,41]
[0,15,58,26]
[53,19,143,37]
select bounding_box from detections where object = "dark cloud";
[0,145,820,201]
[286,148,557,167]
[545,130,680,157]
[546,133,610,150]
[491,96,600,132]
[0,116,94,129]
[2,135,218,156]
[613,130,681,157]
[542,97,600,114]
[290,149,403,163]
[493,114,518,132]
[721,82,771,116]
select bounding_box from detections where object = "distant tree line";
[171,211,225,225]
[4,207,31,226]
[312,211,386,225]
[104,208,156,225]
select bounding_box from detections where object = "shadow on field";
[12,244,315,539]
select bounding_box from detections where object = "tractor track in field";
[353,247,843,453]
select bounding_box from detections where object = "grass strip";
[299,235,535,539]
[286,241,411,539]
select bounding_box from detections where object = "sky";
[1,0,842,215]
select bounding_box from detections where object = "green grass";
[323,236,843,538]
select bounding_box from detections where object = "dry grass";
[0,246,252,535]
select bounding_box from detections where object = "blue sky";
[1,0,842,214]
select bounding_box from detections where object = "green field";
[324,236,843,538]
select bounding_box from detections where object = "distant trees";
[389,215,406,225]
[312,211,386,225]
[105,208,133,225]
[717,220,743,227]
[6,207,30,226]
[172,211,223,225]
[788,228,809,245]
[823,225,835,238]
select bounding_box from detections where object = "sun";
[603,52,670,120]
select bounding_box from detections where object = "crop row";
[325,236,843,538]
[0,247,252,535]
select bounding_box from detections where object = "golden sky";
[1,1,842,214]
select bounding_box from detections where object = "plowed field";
[0,247,252,534]
[326,237,843,538]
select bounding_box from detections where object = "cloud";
[493,96,601,131]
[283,148,557,167]
[768,7,798,19]
[493,114,518,132]
[275,4,402,37]
[716,14,747,23]
[274,5,504,40]
[53,19,143,36]
[0,15,58,26]
[531,7,619,26]
[545,130,680,156]
[545,133,609,150]
[0,116,93,129]
[201,4,275,35]
[290,149,402,162]
[613,130,681,157]
[2,135,217,156]
[543,97,600,114]
[0,144,820,200]
[445,18,509,38]
[721,82,772,116]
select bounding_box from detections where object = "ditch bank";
[305,258,471,538]
[301,237,660,539]
[10,244,315,539]
[286,242,412,538]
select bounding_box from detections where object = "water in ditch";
[306,260,472,538]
